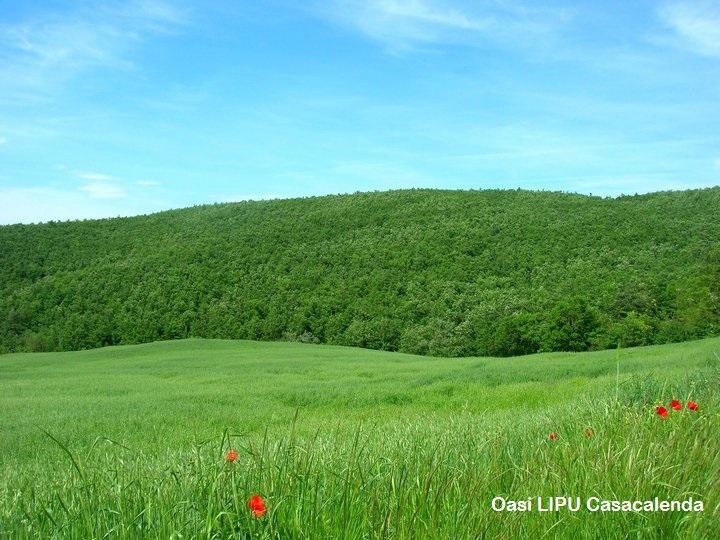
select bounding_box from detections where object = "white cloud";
[76,171,117,182]
[0,136,6,145]
[356,1,487,32]
[0,1,187,97]
[72,170,125,198]
[0,188,96,224]
[80,182,127,199]
[659,1,720,58]
[0,187,116,224]
[313,0,571,52]
[136,179,161,187]
[0,185,177,224]
[118,0,188,28]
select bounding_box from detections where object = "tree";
[542,297,599,352]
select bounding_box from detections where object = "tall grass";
[1,339,719,537]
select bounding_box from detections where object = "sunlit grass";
[1,338,719,537]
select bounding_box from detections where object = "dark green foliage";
[1,187,719,356]
[544,297,600,352]
[487,312,540,356]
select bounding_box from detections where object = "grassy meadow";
[1,338,719,538]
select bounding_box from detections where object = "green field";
[1,338,719,538]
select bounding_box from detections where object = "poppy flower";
[548,432,558,441]
[226,450,238,463]
[687,401,699,411]
[585,428,593,437]
[248,495,266,517]
[656,406,668,418]
[670,400,682,411]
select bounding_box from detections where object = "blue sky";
[0,0,719,224]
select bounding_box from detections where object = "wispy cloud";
[80,182,127,199]
[313,0,572,52]
[0,185,173,224]
[73,170,126,199]
[0,136,6,145]
[0,1,187,98]
[136,179,162,187]
[76,171,117,182]
[0,187,102,224]
[658,1,720,58]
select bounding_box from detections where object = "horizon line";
[3,184,719,227]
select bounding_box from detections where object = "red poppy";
[248,495,266,517]
[226,450,238,463]
[656,406,668,418]
[585,428,593,437]
[670,399,682,411]
[548,432,558,441]
[687,401,699,411]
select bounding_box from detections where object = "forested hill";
[1,188,719,356]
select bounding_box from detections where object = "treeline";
[1,188,719,356]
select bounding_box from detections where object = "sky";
[0,0,719,224]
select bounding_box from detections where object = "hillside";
[1,187,719,356]
[1,338,719,537]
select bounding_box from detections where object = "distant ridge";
[1,187,719,356]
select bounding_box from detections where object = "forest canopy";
[1,188,719,356]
